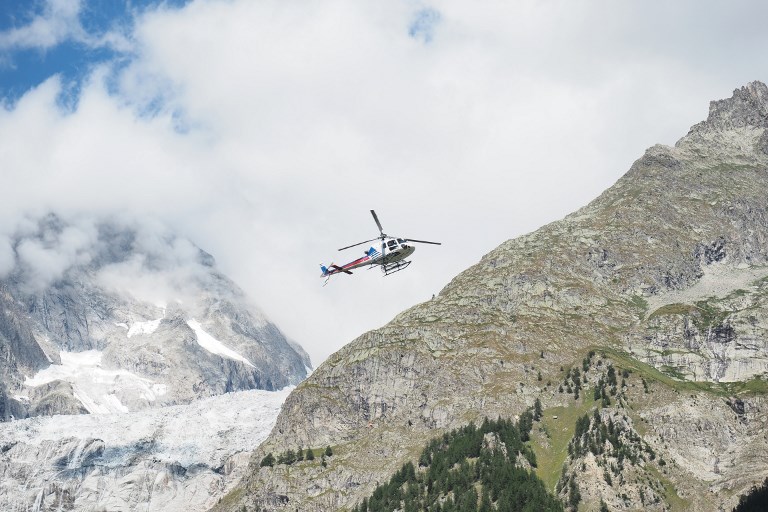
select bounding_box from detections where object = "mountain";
[223,82,768,512]
[0,214,310,419]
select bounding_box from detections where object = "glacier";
[0,387,292,511]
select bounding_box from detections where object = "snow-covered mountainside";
[0,213,311,419]
[0,387,291,511]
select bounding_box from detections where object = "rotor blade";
[404,238,442,245]
[338,237,380,251]
[370,210,384,235]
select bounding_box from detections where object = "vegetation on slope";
[351,417,562,512]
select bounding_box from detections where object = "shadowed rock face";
[0,290,52,421]
[229,82,768,512]
[0,216,311,419]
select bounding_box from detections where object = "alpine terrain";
[0,214,311,510]
[223,81,768,512]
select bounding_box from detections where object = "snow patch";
[103,394,130,413]
[187,319,255,367]
[72,385,107,414]
[127,318,162,338]
[25,351,103,386]
[24,351,165,413]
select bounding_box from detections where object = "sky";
[1,0,768,366]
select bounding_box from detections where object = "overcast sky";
[1,0,767,365]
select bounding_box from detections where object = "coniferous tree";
[568,477,581,509]
[519,410,534,441]
[259,452,275,467]
[277,449,296,465]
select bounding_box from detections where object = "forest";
[351,415,562,512]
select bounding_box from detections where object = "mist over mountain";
[0,212,310,420]
[224,82,768,512]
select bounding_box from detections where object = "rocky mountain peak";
[673,80,768,160]
[707,81,768,129]
[684,81,768,141]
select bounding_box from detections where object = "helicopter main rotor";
[337,210,441,251]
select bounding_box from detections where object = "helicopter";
[320,210,441,282]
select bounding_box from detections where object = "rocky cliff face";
[226,82,768,512]
[0,288,53,420]
[0,214,310,419]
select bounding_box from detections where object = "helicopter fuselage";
[321,239,415,277]
[344,240,414,272]
[370,241,415,267]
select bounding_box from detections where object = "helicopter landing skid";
[382,260,411,275]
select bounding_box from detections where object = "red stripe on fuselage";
[344,255,370,268]
[327,255,370,275]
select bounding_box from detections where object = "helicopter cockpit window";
[387,240,397,249]
[397,238,405,244]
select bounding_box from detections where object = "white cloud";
[1,0,768,364]
[96,254,196,308]
[1,211,216,305]
[12,216,97,291]
[0,0,83,51]
[0,0,131,56]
